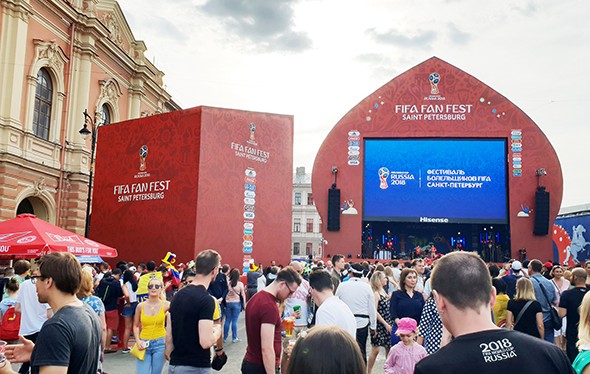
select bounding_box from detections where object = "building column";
[0,0,32,125]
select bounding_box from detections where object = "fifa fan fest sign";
[312,57,563,261]
[90,107,293,269]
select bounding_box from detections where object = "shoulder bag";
[513,300,533,328]
[532,277,562,330]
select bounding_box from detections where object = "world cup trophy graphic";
[429,72,440,95]
[378,167,390,190]
[249,123,256,142]
[139,145,148,171]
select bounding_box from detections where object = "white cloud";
[119,0,590,207]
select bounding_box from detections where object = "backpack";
[0,306,21,341]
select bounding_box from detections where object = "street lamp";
[79,109,98,237]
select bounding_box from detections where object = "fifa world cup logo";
[139,145,148,171]
[429,72,440,95]
[249,123,256,142]
[378,167,390,190]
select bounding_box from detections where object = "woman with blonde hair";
[384,266,398,295]
[506,277,544,339]
[573,291,590,373]
[367,270,393,374]
[133,276,170,373]
[77,270,107,370]
[551,264,570,350]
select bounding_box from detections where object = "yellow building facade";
[0,0,180,234]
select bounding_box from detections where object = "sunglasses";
[148,284,162,290]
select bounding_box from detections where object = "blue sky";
[119,0,589,208]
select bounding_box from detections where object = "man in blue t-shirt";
[2,253,101,374]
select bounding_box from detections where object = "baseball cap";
[511,261,522,271]
[543,262,553,270]
[396,318,418,335]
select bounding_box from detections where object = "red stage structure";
[312,57,563,262]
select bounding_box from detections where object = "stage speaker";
[327,188,340,231]
[533,187,550,236]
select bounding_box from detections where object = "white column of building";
[67,32,96,148]
[0,0,32,125]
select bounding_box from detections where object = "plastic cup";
[0,340,6,363]
[283,317,295,337]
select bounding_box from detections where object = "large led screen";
[363,139,508,224]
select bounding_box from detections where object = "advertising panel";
[363,139,508,223]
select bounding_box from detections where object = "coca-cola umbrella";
[0,214,117,258]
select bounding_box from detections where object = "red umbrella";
[0,214,117,258]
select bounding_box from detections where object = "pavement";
[103,313,388,373]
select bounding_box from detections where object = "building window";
[101,104,111,125]
[295,192,302,205]
[306,243,313,255]
[33,68,53,140]
[306,218,314,233]
[293,218,301,232]
[307,193,314,205]
[293,243,300,255]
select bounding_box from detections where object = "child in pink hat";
[384,317,428,374]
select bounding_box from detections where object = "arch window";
[101,104,111,125]
[33,68,53,140]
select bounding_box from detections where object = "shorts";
[105,309,119,330]
[121,302,138,317]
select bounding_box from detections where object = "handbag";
[130,343,145,360]
[131,301,162,361]
[239,292,245,311]
[532,277,562,330]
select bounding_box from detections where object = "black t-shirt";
[559,287,589,342]
[31,304,101,374]
[415,329,574,374]
[507,299,542,338]
[95,276,123,311]
[170,284,215,367]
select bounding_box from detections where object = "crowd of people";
[2,252,590,373]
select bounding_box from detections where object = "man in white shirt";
[309,269,356,338]
[391,260,402,284]
[15,269,52,374]
[335,263,377,364]
[413,258,426,293]
[283,261,311,328]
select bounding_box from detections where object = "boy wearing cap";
[502,260,525,299]
[384,317,427,374]
[415,252,573,374]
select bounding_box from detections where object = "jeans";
[224,302,241,340]
[356,324,369,364]
[169,366,211,374]
[136,337,166,374]
[543,320,554,343]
